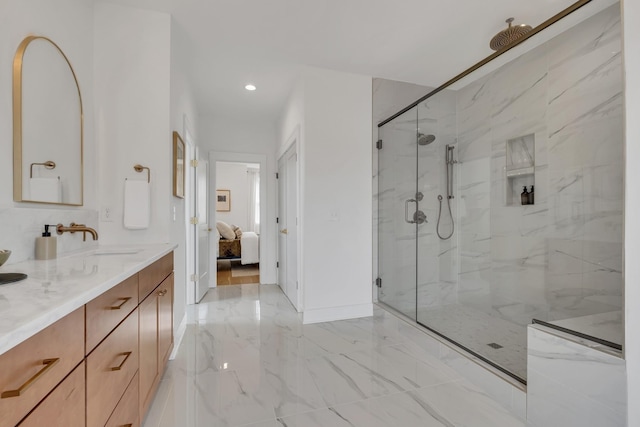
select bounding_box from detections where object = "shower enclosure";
[377,1,623,383]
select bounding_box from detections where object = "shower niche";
[505,134,535,206]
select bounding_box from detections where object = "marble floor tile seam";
[265,388,443,427]
[182,349,465,407]
[189,327,411,356]
[188,323,423,361]
[290,389,413,420]
[272,382,528,427]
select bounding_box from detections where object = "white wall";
[278,67,373,323]
[623,0,640,425]
[278,78,305,156]
[199,117,278,284]
[94,2,171,246]
[0,0,96,209]
[0,0,98,262]
[216,162,252,230]
[170,17,198,336]
[94,2,189,340]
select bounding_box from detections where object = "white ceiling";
[104,0,581,121]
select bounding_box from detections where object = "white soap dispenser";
[35,224,57,260]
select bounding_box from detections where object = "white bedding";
[241,231,259,265]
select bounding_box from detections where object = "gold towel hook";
[30,161,56,178]
[133,164,151,183]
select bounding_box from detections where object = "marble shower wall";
[376,89,459,317]
[377,108,420,317]
[454,4,623,337]
[372,78,434,306]
[416,91,458,310]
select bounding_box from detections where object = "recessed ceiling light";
[245,84,256,91]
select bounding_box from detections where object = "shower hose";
[436,194,454,240]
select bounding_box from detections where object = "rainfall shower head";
[418,133,436,146]
[489,18,532,51]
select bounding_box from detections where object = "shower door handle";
[405,199,417,224]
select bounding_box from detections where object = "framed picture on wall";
[216,189,231,212]
[173,131,185,199]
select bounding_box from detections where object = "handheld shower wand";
[437,144,456,240]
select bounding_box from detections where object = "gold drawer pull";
[109,297,132,310]
[1,358,60,398]
[110,352,132,371]
[157,289,167,297]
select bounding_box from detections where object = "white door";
[194,147,210,302]
[277,158,287,293]
[277,144,299,310]
[285,149,298,308]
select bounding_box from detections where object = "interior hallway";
[142,284,525,427]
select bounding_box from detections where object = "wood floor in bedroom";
[216,260,260,285]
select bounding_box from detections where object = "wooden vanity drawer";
[18,361,85,427]
[105,372,139,427]
[87,308,139,427]
[86,273,138,354]
[0,308,84,427]
[139,253,173,301]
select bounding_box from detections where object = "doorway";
[277,142,300,310]
[215,161,261,285]
[209,152,267,288]
[183,119,210,305]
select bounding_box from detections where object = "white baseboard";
[303,303,373,324]
[169,314,187,360]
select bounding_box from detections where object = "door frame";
[194,146,211,302]
[209,151,268,287]
[184,116,197,305]
[277,130,302,311]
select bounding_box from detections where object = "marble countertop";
[0,243,177,356]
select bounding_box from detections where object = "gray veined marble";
[527,324,626,427]
[374,2,624,384]
[143,284,527,427]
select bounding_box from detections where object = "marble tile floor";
[143,284,527,427]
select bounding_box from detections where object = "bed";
[216,223,259,265]
[218,238,241,259]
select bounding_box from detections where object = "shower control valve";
[414,210,427,224]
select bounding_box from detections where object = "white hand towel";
[30,177,61,203]
[124,180,150,229]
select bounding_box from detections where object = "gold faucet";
[56,223,99,241]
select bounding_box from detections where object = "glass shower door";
[378,107,419,319]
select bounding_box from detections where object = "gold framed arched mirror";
[13,35,84,206]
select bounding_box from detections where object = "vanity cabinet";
[105,372,139,427]
[139,272,174,417]
[0,250,173,427]
[18,362,86,427]
[85,274,138,353]
[0,308,84,427]
[86,308,139,427]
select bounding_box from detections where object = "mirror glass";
[13,36,83,206]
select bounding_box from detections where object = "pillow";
[234,227,243,239]
[216,221,236,240]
